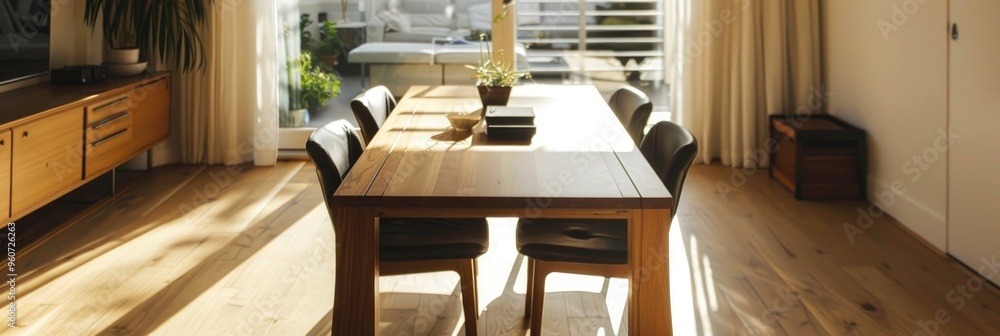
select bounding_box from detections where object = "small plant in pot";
[300,52,341,112]
[84,0,214,75]
[317,21,347,69]
[107,30,139,64]
[465,34,529,113]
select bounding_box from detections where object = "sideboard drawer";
[86,94,131,122]
[84,92,133,178]
[85,128,132,178]
[86,109,132,143]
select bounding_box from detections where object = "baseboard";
[887,211,949,258]
[277,149,309,161]
[869,177,947,253]
[278,128,315,150]
[150,138,181,167]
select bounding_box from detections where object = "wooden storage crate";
[769,115,867,199]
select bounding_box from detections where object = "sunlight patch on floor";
[151,203,333,335]
[669,216,699,336]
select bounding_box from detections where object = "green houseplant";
[300,14,317,52]
[299,52,341,111]
[317,21,347,68]
[298,15,346,70]
[465,34,529,109]
[84,0,215,72]
[286,51,341,127]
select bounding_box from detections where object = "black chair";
[608,86,654,146]
[517,121,698,335]
[307,120,488,335]
[351,85,397,145]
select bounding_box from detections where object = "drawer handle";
[135,78,167,90]
[22,131,27,138]
[92,111,130,129]
[94,97,130,112]
[0,139,4,146]
[92,128,129,147]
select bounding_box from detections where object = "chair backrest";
[608,86,653,146]
[306,120,365,206]
[639,121,699,215]
[351,86,397,144]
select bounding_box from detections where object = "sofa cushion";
[467,3,492,31]
[398,0,449,15]
[434,44,526,64]
[349,43,436,64]
[408,13,453,28]
[349,42,526,65]
[377,10,412,32]
[455,0,488,29]
[454,0,487,12]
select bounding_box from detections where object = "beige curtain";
[666,0,821,168]
[177,0,280,165]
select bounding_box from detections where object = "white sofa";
[349,42,527,94]
[367,0,492,43]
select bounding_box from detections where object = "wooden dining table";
[330,85,674,335]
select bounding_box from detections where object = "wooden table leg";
[331,206,379,335]
[628,208,673,335]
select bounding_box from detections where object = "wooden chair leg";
[459,259,479,336]
[471,260,479,328]
[530,260,547,336]
[524,258,535,318]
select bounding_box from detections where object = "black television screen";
[0,0,50,85]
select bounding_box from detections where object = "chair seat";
[380,218,490,262]
[516,218,627,265]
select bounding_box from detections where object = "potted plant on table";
[466,34,529,112]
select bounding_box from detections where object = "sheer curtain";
[665,0,821,168]
[176,0,280,166]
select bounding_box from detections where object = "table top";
[332,85,672,210]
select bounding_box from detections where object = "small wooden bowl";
[447,112,481,132]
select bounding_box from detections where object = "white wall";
[822,0,949,250]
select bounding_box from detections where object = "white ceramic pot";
[107,62,148,77]
[289,108,308,128]
[108,48,140,64]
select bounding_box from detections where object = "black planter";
[477,85,512,108]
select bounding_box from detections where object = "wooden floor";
[9,162,1000,335]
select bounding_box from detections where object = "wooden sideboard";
[0,72,171,223]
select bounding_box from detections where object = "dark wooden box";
[769,115,867,199]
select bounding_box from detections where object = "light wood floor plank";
[674,207,789,336]
[9,163,1000,336]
